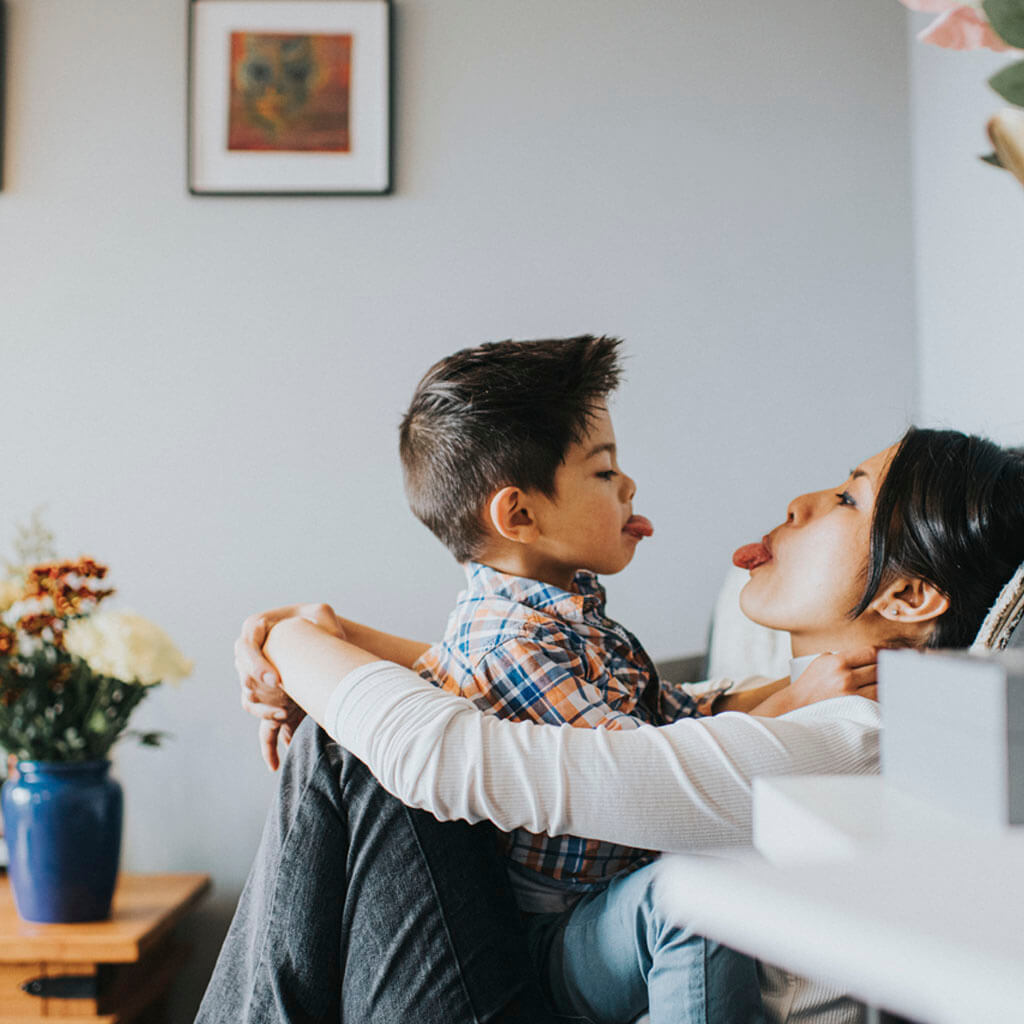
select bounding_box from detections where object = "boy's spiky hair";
[399,335,623,562]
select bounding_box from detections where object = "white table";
[658,776,1024,1024]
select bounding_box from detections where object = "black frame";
[187,0,393,197]
[0,2,7,192]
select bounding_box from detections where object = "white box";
[879,649,1024,827]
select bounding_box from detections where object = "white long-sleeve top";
[325,661,880,849]
[325,661,881,1024]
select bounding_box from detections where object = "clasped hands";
[235,604,346,771]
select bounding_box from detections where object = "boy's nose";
[623,473,637,501]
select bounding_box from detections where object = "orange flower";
[23,559,115,619]
[19,613,59,636]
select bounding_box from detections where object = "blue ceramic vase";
[1,760,123,922]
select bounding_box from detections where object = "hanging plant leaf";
[980,151,1006,166]
[990,59,1024,106]
[983,0,1024,49]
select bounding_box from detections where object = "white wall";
[1,1,915,1017]
[908,19,1024,445]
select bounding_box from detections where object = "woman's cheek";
[739,557,834,632]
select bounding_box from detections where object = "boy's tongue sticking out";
[623,515,653,540]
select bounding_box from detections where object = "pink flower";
[897,0,1015,51]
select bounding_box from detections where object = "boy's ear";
[869,577,950,625]
[487,486,540,545]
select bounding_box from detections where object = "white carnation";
[63,611,193,686]
[2,596,47,628]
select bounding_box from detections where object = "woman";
[199,427,1024,1024]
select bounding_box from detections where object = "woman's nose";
[785,490,824,525]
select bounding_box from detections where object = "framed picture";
[0,2,6,192]
[188,0,391,195]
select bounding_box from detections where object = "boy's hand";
[235,603,346,769]
[746,647,879,717]
[789,648,879,705]
[737,647,880,720]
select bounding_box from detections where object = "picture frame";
[0,2,7,192]
[188,0,391,196]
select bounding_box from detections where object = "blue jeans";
[195,717,559,1023]
[525,861,766,1024]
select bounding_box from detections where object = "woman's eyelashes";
[835,490,857,507]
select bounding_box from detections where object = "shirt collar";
[789,653,821,681]
[464,561,606,623]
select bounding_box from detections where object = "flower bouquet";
[0,559,191,761]
[0,551,191,922]
[900,0,1024,186]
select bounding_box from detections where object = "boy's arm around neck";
[338,617,431,668]
[735,649,879,716]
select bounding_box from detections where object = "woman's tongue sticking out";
[732,540,771,571]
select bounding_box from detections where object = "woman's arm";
[263,618,381,723]
[239,605,428,692]
[264,620,881,853]
[239,607,431,769]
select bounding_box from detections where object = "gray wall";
[1,1,915,1017]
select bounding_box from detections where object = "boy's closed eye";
[596,470,618,480]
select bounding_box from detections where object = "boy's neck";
[473,547,579,593]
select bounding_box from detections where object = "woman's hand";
[747,648,878,717]
[235,604,347,770]
[257,703,308,772]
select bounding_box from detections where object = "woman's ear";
[870,577,950,624]
[487,486,540,544]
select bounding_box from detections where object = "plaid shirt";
[414,561,704,894]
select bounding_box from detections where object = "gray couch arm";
[654,652,707,684]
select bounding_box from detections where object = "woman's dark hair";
[399,336,622,563]
[852,427,1024,648]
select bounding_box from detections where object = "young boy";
[242,333,860,1020]
[398,335,765,1024]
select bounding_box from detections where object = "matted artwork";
[227,32,353,152]
[189,0,390,195]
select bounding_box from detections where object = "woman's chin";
[738,582,786,633]
[737,580,760,621]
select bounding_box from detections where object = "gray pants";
[195,716,559,1023]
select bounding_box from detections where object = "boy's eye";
[596,470,618,481]
[835,490,856,507]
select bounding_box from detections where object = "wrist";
[264,617,306,664]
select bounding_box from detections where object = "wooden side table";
[0,872,210,1023]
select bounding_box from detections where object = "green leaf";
[984,0,1024,48]
[990,59,1024,107]
[980,151,1006,167]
